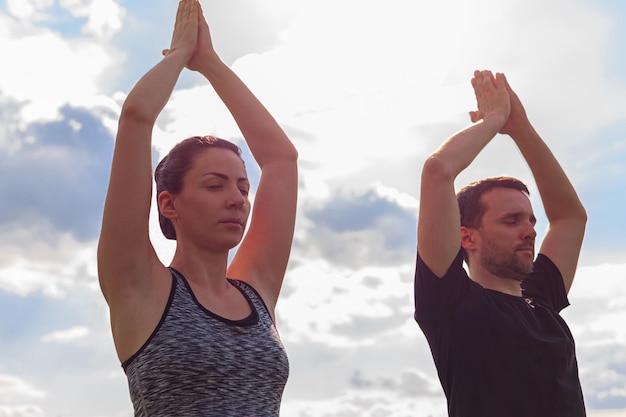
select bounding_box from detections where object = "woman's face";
[171,148,250,251]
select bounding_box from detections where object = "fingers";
[479,70,496,90]
[174,0,198,28]
[469,69,511,124]
[494,72,509,94]
[197,0,205,16]
[183,0,198,22]
[500,72,510,89]
[500,73,518,99]
[175,0,183,21]
[196,0,209,29]
[472,69,510,94]
[168,0,200,57]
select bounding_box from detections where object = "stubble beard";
[479,237,534,282]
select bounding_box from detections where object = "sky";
[0,0,625,416]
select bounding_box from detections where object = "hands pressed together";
[469,69,530,138]
[162,0,218,71]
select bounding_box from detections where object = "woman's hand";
[185,1,220,71]
[162,0,200,63]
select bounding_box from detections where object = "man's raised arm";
[500,75,587,293]
[418,71,510,277]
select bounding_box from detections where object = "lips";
[516,245,534,255]
[220,217,243,226]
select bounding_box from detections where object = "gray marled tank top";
[122,268,289,417]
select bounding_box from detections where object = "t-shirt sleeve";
[414,248,467,325]
[522,253,570,312]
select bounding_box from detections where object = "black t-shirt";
[414,250,585,417]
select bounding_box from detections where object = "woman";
[97,1,298,415]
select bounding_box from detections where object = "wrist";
[504,119,535,140]
[482,112,508,131]
[195,52,225,76]
[162,48,193,68]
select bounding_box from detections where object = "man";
[414,70,587,417]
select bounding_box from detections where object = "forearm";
[510,124,586,223]
[120,52,188,126]
[197,56,297,167]
[427,115,504,180]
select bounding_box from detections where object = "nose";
[523,221,537,241]
[226,185,246,209]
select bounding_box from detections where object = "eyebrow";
[501,211,537,223]
[201,172,249,184]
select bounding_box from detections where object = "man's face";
[475,188,537,281]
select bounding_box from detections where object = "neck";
[468,264,523,296]
[169,242,230,289]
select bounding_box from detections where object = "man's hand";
[469,70,511,130]
[499,73,531,137]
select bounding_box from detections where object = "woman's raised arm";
[184,3,298,314]
[97,0,199,302]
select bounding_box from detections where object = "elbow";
[550,202,588,233]
[421,154,456,183]
[119,99,156,127]
[289,146,299,163]
[282,148,299,172]
[258,141,299,168]
[578,204,588,227]
[572,205,588,236]
[570,197,588,226]
[282,135,299,163]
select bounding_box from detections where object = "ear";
[157,191,178,220]
[460,226,478,251]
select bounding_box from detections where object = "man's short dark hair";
[457,176,530,228]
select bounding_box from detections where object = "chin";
[518,264,533,279]
[227,237,245,250]
[516,253,534,269]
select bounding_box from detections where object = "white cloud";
[567,263,626,343]
[5,0,53,20]
[0,228,98,297]
[40,325,90,343]
[0,13,122,123]
[279,259,414,346]
[281,388,446,417]
[0,405,45,417]
[82,0,125,39]
[590,411,626,417]
[0,375,45,402]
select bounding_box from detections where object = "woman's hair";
[155,135,243,240]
